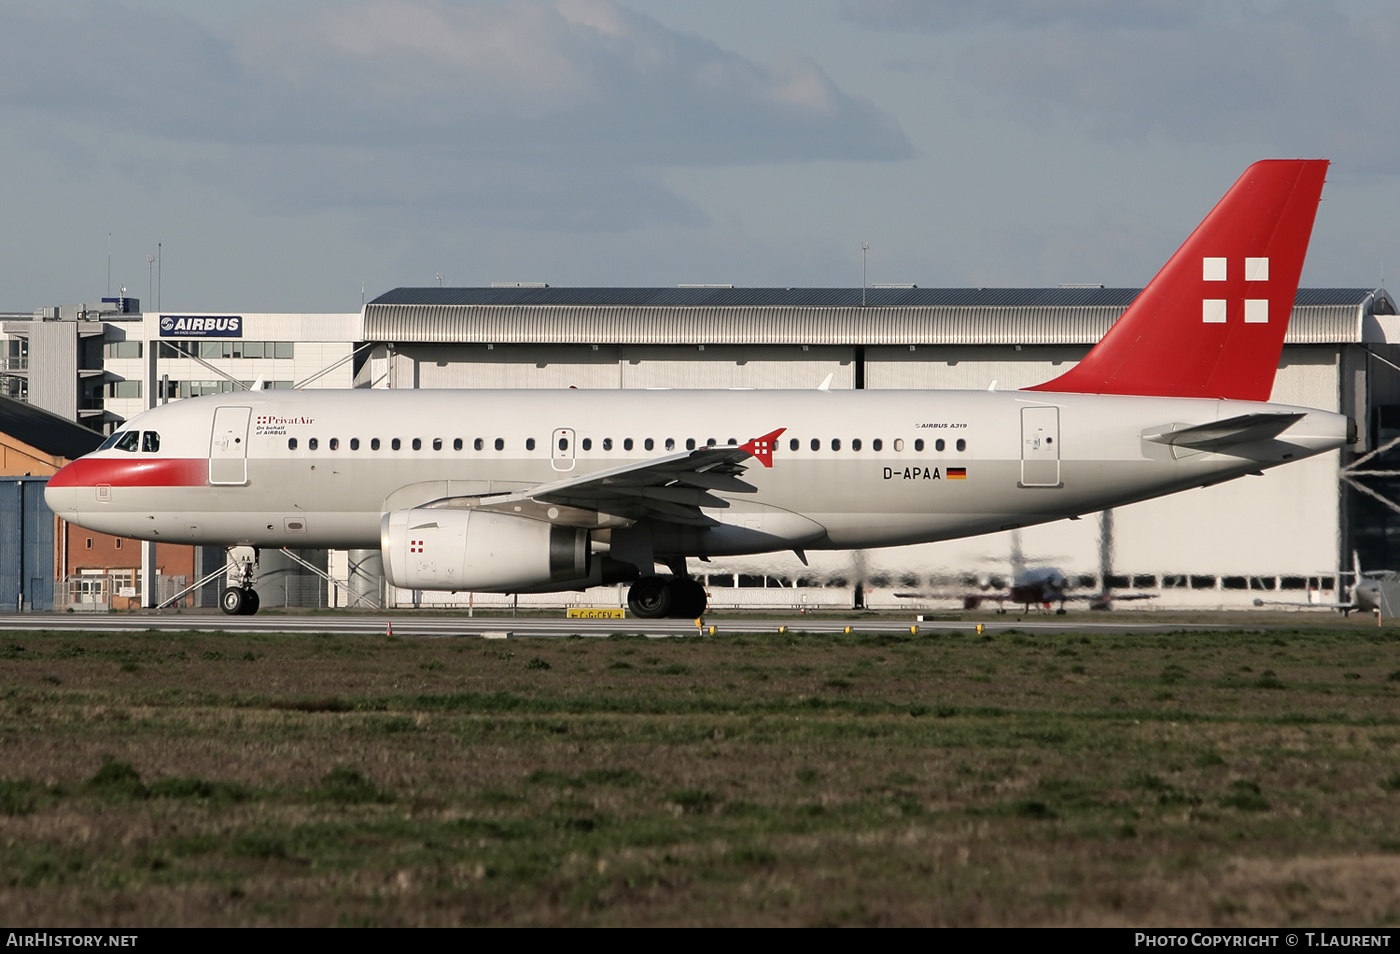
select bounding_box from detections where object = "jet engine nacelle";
[381,508,589,591]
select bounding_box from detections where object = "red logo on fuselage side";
[740,428,785,468]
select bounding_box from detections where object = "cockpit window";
[113,431,140,453]
[142,431,160,453]
[99,431,127,451]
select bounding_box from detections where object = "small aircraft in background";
[898,521,1156,614]
[1254,551,1388,620]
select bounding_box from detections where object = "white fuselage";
[45,388,1348,562]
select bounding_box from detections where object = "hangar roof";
[364,286,1394,347]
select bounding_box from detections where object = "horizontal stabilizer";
[1145,412,1304,451]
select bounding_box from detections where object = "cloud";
[842,0,1206,33]
[846,0,1400,175]
[0,0,912,229]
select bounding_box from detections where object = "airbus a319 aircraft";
[46,160,1350,617]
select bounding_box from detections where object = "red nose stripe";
[49,457,209,488]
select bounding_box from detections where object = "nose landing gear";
[219,547,261,615]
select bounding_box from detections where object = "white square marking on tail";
[1203,299,1227,323]
[1203,257,1227,281]
[1245,257,1269,281]
[1244,299,1268,323]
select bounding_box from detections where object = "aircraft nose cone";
[45,461,83,514]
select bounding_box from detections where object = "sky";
[2,0,1397,314]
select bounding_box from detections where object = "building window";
[109,381,143,399]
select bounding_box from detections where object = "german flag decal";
[947,467,967,480]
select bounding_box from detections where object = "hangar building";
[348,284,1400,612]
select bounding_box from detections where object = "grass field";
[2,620,1400,926]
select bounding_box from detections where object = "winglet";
[741,428,786,468]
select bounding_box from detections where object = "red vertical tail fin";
[1027,159,1329,401]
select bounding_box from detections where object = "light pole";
[146,255,155,307]
[861,242,869,307]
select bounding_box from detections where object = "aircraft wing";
[424,429,784,528]
[1144,412,1305,452]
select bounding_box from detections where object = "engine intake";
[381,508,588,591]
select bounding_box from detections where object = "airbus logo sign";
[159,315,243,337]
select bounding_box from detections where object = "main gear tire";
[628,576,672,619]
[668,578,707,619]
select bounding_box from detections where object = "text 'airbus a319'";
[46,160,1351,617]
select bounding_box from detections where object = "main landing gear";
[627,575,707,619]
[220,547,260,616]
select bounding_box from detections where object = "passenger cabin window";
[935,439,945,451]
[141,431,160,453]
[453,438,463,451]
[956,438,966,452]
[811,438,820,451]
[288,438,298,450]
[624,438,634,451]
[603,438,613,451]
[914,439,925,452]
[494,438,504,451]
[789,438,799,451]
[894,439,905,452]
[582,438,592,451]
[873,439,882,451]
[525,438,535,451]
[685,438,695,450]
[113,431,139,453]
[665,438,675,451]
[350,438,360,450]
[330,438,340,450]
[644,439,654,451]
[832,439,842,451]
[371,438,381,450]
[558,437,569,451]
[412,438,421,450]
[852,438,862,451]
[432,438,442,451]
[308,438,318,450]
[391,438,401,451]
[474,438,483,451]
